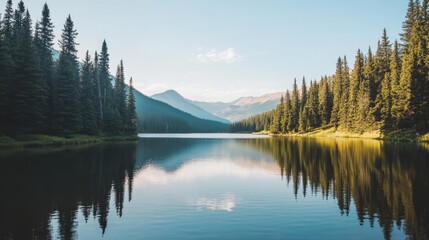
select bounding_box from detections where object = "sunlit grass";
[418,133,429,142]
[260,127,428,142]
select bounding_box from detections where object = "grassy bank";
[258,127,429,143]
[0,134,139,148]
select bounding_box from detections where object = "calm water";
[1,135,428,240]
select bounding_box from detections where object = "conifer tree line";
[231,0,429,135]
[0,0,137,136]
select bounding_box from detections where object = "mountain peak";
[159,89,183,98]
[151,90,230,124]
[164,89,180,95]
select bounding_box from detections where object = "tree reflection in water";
[0,138,428,240]
[0,142,137,240]
[241,137,429,240]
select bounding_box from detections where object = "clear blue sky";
[22,0,407,102]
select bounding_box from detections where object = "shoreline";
[253,127,429,143]
[0,134,139,148]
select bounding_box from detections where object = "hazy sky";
[22,0,407,102]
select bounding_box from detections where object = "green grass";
[0,134,138,148]
[102,135,139,141]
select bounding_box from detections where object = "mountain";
[134,90,229,133]
[52,50,228,133]
[151,90,230,124]
[191,92,283,122]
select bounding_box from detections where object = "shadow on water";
[0,137,428,239]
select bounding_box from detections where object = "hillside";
[134,90,229,133]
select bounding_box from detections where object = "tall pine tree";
[10,9,47,134]
[282,90,292,132]
[114,60,127,131]
[288,79,300,132]
[331,58,343,127]
[339,56,350,129]
[54,15,81,133]
[0,0,14,134]
[126,78,137,134]
[390,41,402,129]
[34,3,55,131]
[80,51,98,135]
[348,50,365,130]
[318,76,331,126]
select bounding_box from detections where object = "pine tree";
[358,48,375,130]
[390,41,402,129]
[270,95,284,133]
[54,15,81,133]
[398,1,427,131]
[372,30,392,123]
[93,51,103,125]
[0,15,13,134]
[318,77,331,126]
[35,3,55,131]
[114,60,127,130]
[288,79,300,132]
[126,77,137,134]
[80,51,98,135]
[348,50,365,131]
[309,81,321,128]
[401,0,417,52]
[331,58,343,127]
[10,10,47,133]
[282,90,292,132]
[298,78,308,132]
[99,40,112,114]
[339,56,350,129]
[11,1,25,57]
[306,80,317,129]
[2,0,13,44]
[299,104,310,132]
[380,72,393,132]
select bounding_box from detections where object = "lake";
[1,134,428,239]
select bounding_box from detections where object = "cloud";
[196,48,241,63]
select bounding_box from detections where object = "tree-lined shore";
[231,0,429,141]
[0,1,137,141]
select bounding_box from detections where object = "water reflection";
[0,143,137,240]
[0,137,428,240]
[241,137,429,240]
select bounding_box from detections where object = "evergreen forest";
[0,0,137,137]
[231,0,429,137]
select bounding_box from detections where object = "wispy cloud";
[196,48,241,63]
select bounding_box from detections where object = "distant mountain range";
[152,90,282,122]
[133,90,229,133]
[151,90,230,124]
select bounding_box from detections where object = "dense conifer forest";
[231,0,429,136]
[0,0,137,137]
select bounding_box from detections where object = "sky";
[21,0,408,102]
